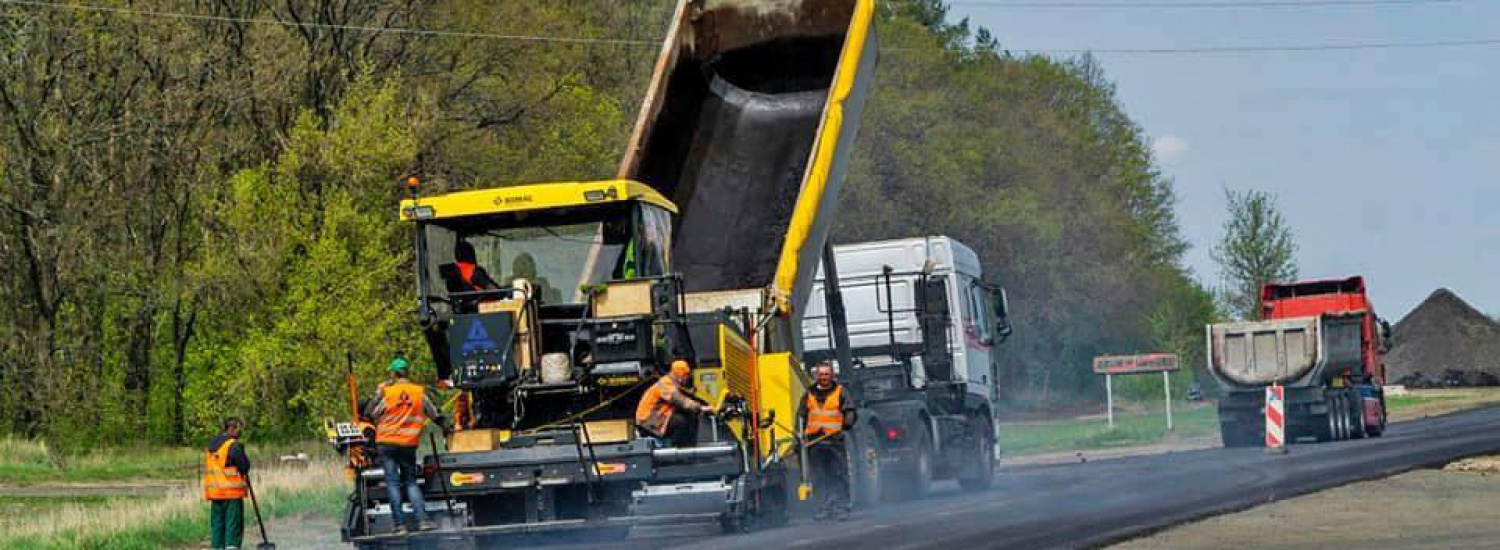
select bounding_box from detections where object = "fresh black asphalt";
[486,406,1500,550]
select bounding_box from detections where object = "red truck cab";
[1255,276,1392,441]
[1261,276,1391,386]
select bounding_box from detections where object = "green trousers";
[209,498,245,549]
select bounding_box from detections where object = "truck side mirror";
[993,288,1012,342]
[1378,319,1393,353]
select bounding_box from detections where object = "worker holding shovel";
[203,418,251,549]
[799,361,857,521]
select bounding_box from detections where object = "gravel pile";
[1445,455,1500,475]
[1387,288,1500,387]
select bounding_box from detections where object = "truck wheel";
[1351,394,1368,439]
[1334,394,1351,441]
[1338,395,1350,443]
[1367,397,1387,437]
[958,424,995,491]
[1312,408,1335,443]
[907,429,934,499]
[850,428,883,508]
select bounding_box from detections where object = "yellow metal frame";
[756,352,809,459]
[398,179,677,222]
[770,0,875,313]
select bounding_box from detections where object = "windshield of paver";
[423,210,630,305]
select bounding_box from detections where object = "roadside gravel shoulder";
[1110,460,1500,550]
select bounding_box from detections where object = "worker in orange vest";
[798,361,857,521]
[203,417,250,549]
[635,360,715,447]
[442,240,501,313]
[364,358,443,535]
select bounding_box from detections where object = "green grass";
[1386,393,1461,411]
[999,403,1219,456]
[0,436,345,550]
[0,486,345,550]
[999,390,1500,458]
[0,496,116,531]
[0,436,331,485]
[0,462,346,550]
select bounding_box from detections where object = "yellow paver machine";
[340,1,877,547]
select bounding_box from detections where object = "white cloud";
[1478,137,1500,154]
[1152,134,1191,164]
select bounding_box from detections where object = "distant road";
[533,406,1500,550]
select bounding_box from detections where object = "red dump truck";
[1208,277,1394,447]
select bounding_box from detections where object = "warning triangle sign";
[461,318,494,352]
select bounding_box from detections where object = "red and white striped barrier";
[1265,384,1286,452]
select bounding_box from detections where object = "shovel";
[245,477,277,550]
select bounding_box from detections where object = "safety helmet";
[670,360,691,378]
[388,357,410,374]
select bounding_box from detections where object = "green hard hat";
[387,357,410,374]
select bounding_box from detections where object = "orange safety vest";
[202,438,248,501]
[376,381,428,447]
[635,376,680,437]
[452,391,474,432]
[457,261,482,290]
[804,385,846,437]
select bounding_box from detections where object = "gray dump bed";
[1208,317,1322,387]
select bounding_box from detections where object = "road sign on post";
[1093,354,1180,431]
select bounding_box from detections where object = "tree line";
[1,0,1224,447]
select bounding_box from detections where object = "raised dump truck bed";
[621,0,876,327]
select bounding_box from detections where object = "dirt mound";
[1387,288,1500,387]
[1445,455,1500,475]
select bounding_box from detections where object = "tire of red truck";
[1361,389,1386,438]
[1333,394,1350,441]
[1332,395,1344,440]
[1351,392,1369,439]
[1333,392,1356,440]
[1368,396,1387,437]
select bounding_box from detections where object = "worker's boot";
[419,520,439,532]
[392,525,408,536]
[813,507,830,522]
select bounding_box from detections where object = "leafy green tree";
[1211,188,1299,320]
[0,0,1222,442]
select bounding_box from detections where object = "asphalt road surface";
[506,406,1500,550]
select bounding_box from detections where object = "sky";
[948,0,1498,319]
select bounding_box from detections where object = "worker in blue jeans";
[365,358,443,534]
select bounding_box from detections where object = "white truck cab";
[800,236,1011,500]
[803,236,1009,399]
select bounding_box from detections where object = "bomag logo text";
[494,195,533,205]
